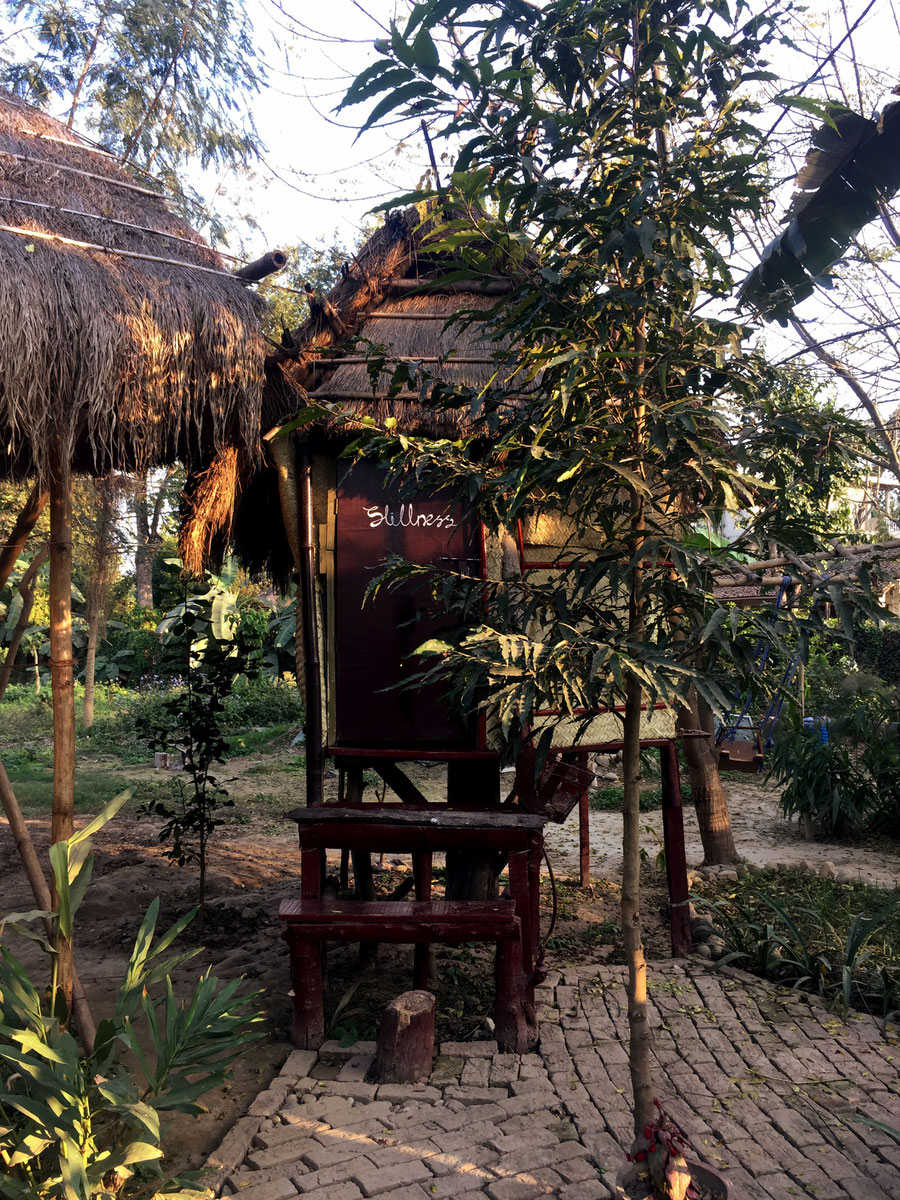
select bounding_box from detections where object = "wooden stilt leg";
[413,852,433,988]
[508,845,534,970]
[287,929,325,1048]
[494,925,537,1054]
[578,751,591,887]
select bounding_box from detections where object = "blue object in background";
[803,716,829,743]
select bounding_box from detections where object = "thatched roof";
[0,89,264,481]
[181,206,521,579]
[270,206,515,438]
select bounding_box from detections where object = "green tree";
[734,366,872,552]
[0,0,264,218]
[331,0,885,1155]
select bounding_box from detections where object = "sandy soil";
[2,748,898,1184]
[545,776,900,888]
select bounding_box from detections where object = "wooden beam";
[372,761,431,806]
[384,277,513,294]
[308,356,499,366]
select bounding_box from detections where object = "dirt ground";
[2,745,899,1184]
[546,775,900,888]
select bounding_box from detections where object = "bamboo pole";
[0,148,165,197]
[48,452,75,1019]
[0,759,96,1053]
[0,482,49,592]
[0,221,245,280]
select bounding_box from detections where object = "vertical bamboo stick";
[48,451,75,1017]
[0,760,96,1053]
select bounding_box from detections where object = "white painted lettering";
[363,501,456,531]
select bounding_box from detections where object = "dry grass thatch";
[0,89,264,481]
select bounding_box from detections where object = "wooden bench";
[282,805,546,1054]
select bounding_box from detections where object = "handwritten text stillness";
[364,503,457,531]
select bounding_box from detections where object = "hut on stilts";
[0,88,271,1044]
[181,208,686,1052]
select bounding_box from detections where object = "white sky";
[236,0,426,255]
[234,0,900,258]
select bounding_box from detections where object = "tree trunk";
[82,619,99,731]
[134,482,155,610]
[623,682,654,1137]
[49,455,76,1021]
[0,543,48,701]
[0,483,48,592]
[82,477,118,731]
[366,991,435,1084]
[133,472,166,610]
[676,689,739,865]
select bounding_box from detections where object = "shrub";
[222,676,303,729]
[769,690,900,838]
[693,868,900,1021]
[590,785,662,812]
[0,798,263,1197]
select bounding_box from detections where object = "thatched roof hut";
[0,90,270,1033]
[0,88,264,481]
[181,206,515,583]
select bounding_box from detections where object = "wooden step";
[279,898,520,943]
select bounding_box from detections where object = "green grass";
[589,784,662,812]
[225,724,298,758]
[2,762,153,816]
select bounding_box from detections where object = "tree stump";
[366,990,435,1084]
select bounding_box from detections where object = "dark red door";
[332,460,481,748]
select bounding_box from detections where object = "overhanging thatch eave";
[0,89,265,482]
[182,204,526,581]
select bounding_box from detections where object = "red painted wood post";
[660,741,692,957]
[526,830,542,970]
[292,845,325,1047]
[507,844,533,969]
[494,923,537,1054]
[578,751,591,887]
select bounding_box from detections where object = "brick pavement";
[208,962,900,1200]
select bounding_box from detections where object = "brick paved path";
[209,962,900,1200]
